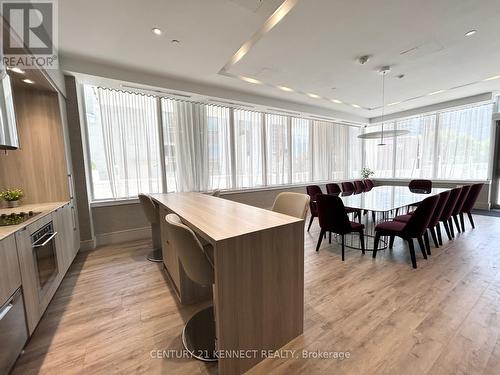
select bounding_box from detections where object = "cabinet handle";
[0,300,13,321]
[32,232,58,247]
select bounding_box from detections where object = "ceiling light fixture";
[464,30,477,37]
[484,75,500,81]
[388,101,401,106]
[277,85,293,92]
[240,76,262,84]
[306,93,321,99]
[428,90,445,95]
[331,99,342,104]
[8,67,25,74]
[152,28,163,36]
[22,79,34,84]
[351,104,361,108]
[358,66,409,145]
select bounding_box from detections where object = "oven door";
[32,228,59,293]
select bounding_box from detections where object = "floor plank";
[12,214,500,375]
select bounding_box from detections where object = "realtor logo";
[1,0,58,69]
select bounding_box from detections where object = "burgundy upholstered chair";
[315,194,365,260]
[408,179,432,193]
[326,183,341,195]
[459,183,484,231]
[364,179,375,189]
[306,185,323,232]
[341,181,355,193]
[438,187,462,242]
[353,180,366,193]
[373,194,440,269]
[394,190,451,254]
[450,185,471,235]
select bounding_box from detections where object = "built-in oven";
[31,222,59,294]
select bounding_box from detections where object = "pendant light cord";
[381,72,385,144]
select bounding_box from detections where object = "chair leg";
[467,212,475,229]
[460,212,465,232]
[407,239,417,269]
[453,215,461,233]
[389,235,395,249]
[341,234,345,261]
[316,229,324,252]
[329,231,332,244]
[371,211,376,223]
[448,218,455,238]
[417,237,427,259]
[429,226,439,248]
[307,216,314,232]
[424,230,431,256]
[359,231,365,255]
[443,220,452,240]
[373,232,381,258]
[436,223,443,245]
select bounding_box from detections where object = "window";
[291,118,311,183]
[363,123,396,178]
[331,125,349,180]
[348,126,363,179]
[84,86,162,200]
[312,120,333,181]
[205,105,232,190]
[233,110,264,188]
[265,114,289,185]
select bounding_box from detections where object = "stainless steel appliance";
[31,222,59,293]
[0,288,29,374]
[0,63,19,150]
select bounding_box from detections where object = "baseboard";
[95,227,151,247]
[80,238,96,252]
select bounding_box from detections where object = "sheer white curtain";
[331,124,349,180]
[394,114,436,178]
[233,110,264,188]
[291,118,311,183]
[348,126,363,179]
[363,123,396,178]
[93,87,162,199]
[436,103,493,180]
[265,114,289,185]
[312,121,334,181]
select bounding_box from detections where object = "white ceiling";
[59,0,500,119]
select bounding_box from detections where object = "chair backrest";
[326,183,341,195]
[306,185,323,215]
[403,194,440,237]
[353,180,366,193]
[272,192,310,219]
[316,194,352,234]
[138,194,159,224]
[364,179,375,189]
[452,185,471,216]
[409,179,432,193]
[428,190,451,227]
[165,214,214,286]
[341,181,355,193]
[439,187,462,221]
[460,183,484,213]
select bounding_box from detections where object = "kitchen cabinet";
[0,235,21,306]
[53,203,77,275]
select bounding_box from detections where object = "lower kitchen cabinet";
[0,235,22,306]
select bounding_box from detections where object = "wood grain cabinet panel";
[0,235,22,306]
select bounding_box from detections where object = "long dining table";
[337,185,449,250]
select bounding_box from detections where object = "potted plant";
[0,188,24,208]
[361,167,374,180]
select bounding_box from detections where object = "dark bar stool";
[138,194,162,262]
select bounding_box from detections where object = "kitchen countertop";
[0,201,69,241]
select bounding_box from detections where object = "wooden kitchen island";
[150,193,305,375]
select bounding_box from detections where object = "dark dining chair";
[353,180,366,193]
[306,185,323,232]
[364,179,375,189]
[459,183,484,231]
[326,183,341,195]
[315,194,365,260]
[341,181,355,193]
[394,190,451,254]
[450,185,471,235]
[409,179,432,193]
[438,187,462,242]
[373,194,439,269]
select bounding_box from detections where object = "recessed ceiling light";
[331,99,343,104]
[152,28,163,36]
[351,104,361,108]
[8,67,25,74]
[277,85,293,92]
[388,101,401,106]
[464,30,477,37]
[240,76,262,84]
[484,75,500,81]
[306,93,320,99]
[428,90,445,96]
[22,79,34,84]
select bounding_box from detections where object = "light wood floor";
[12,214,500,375]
